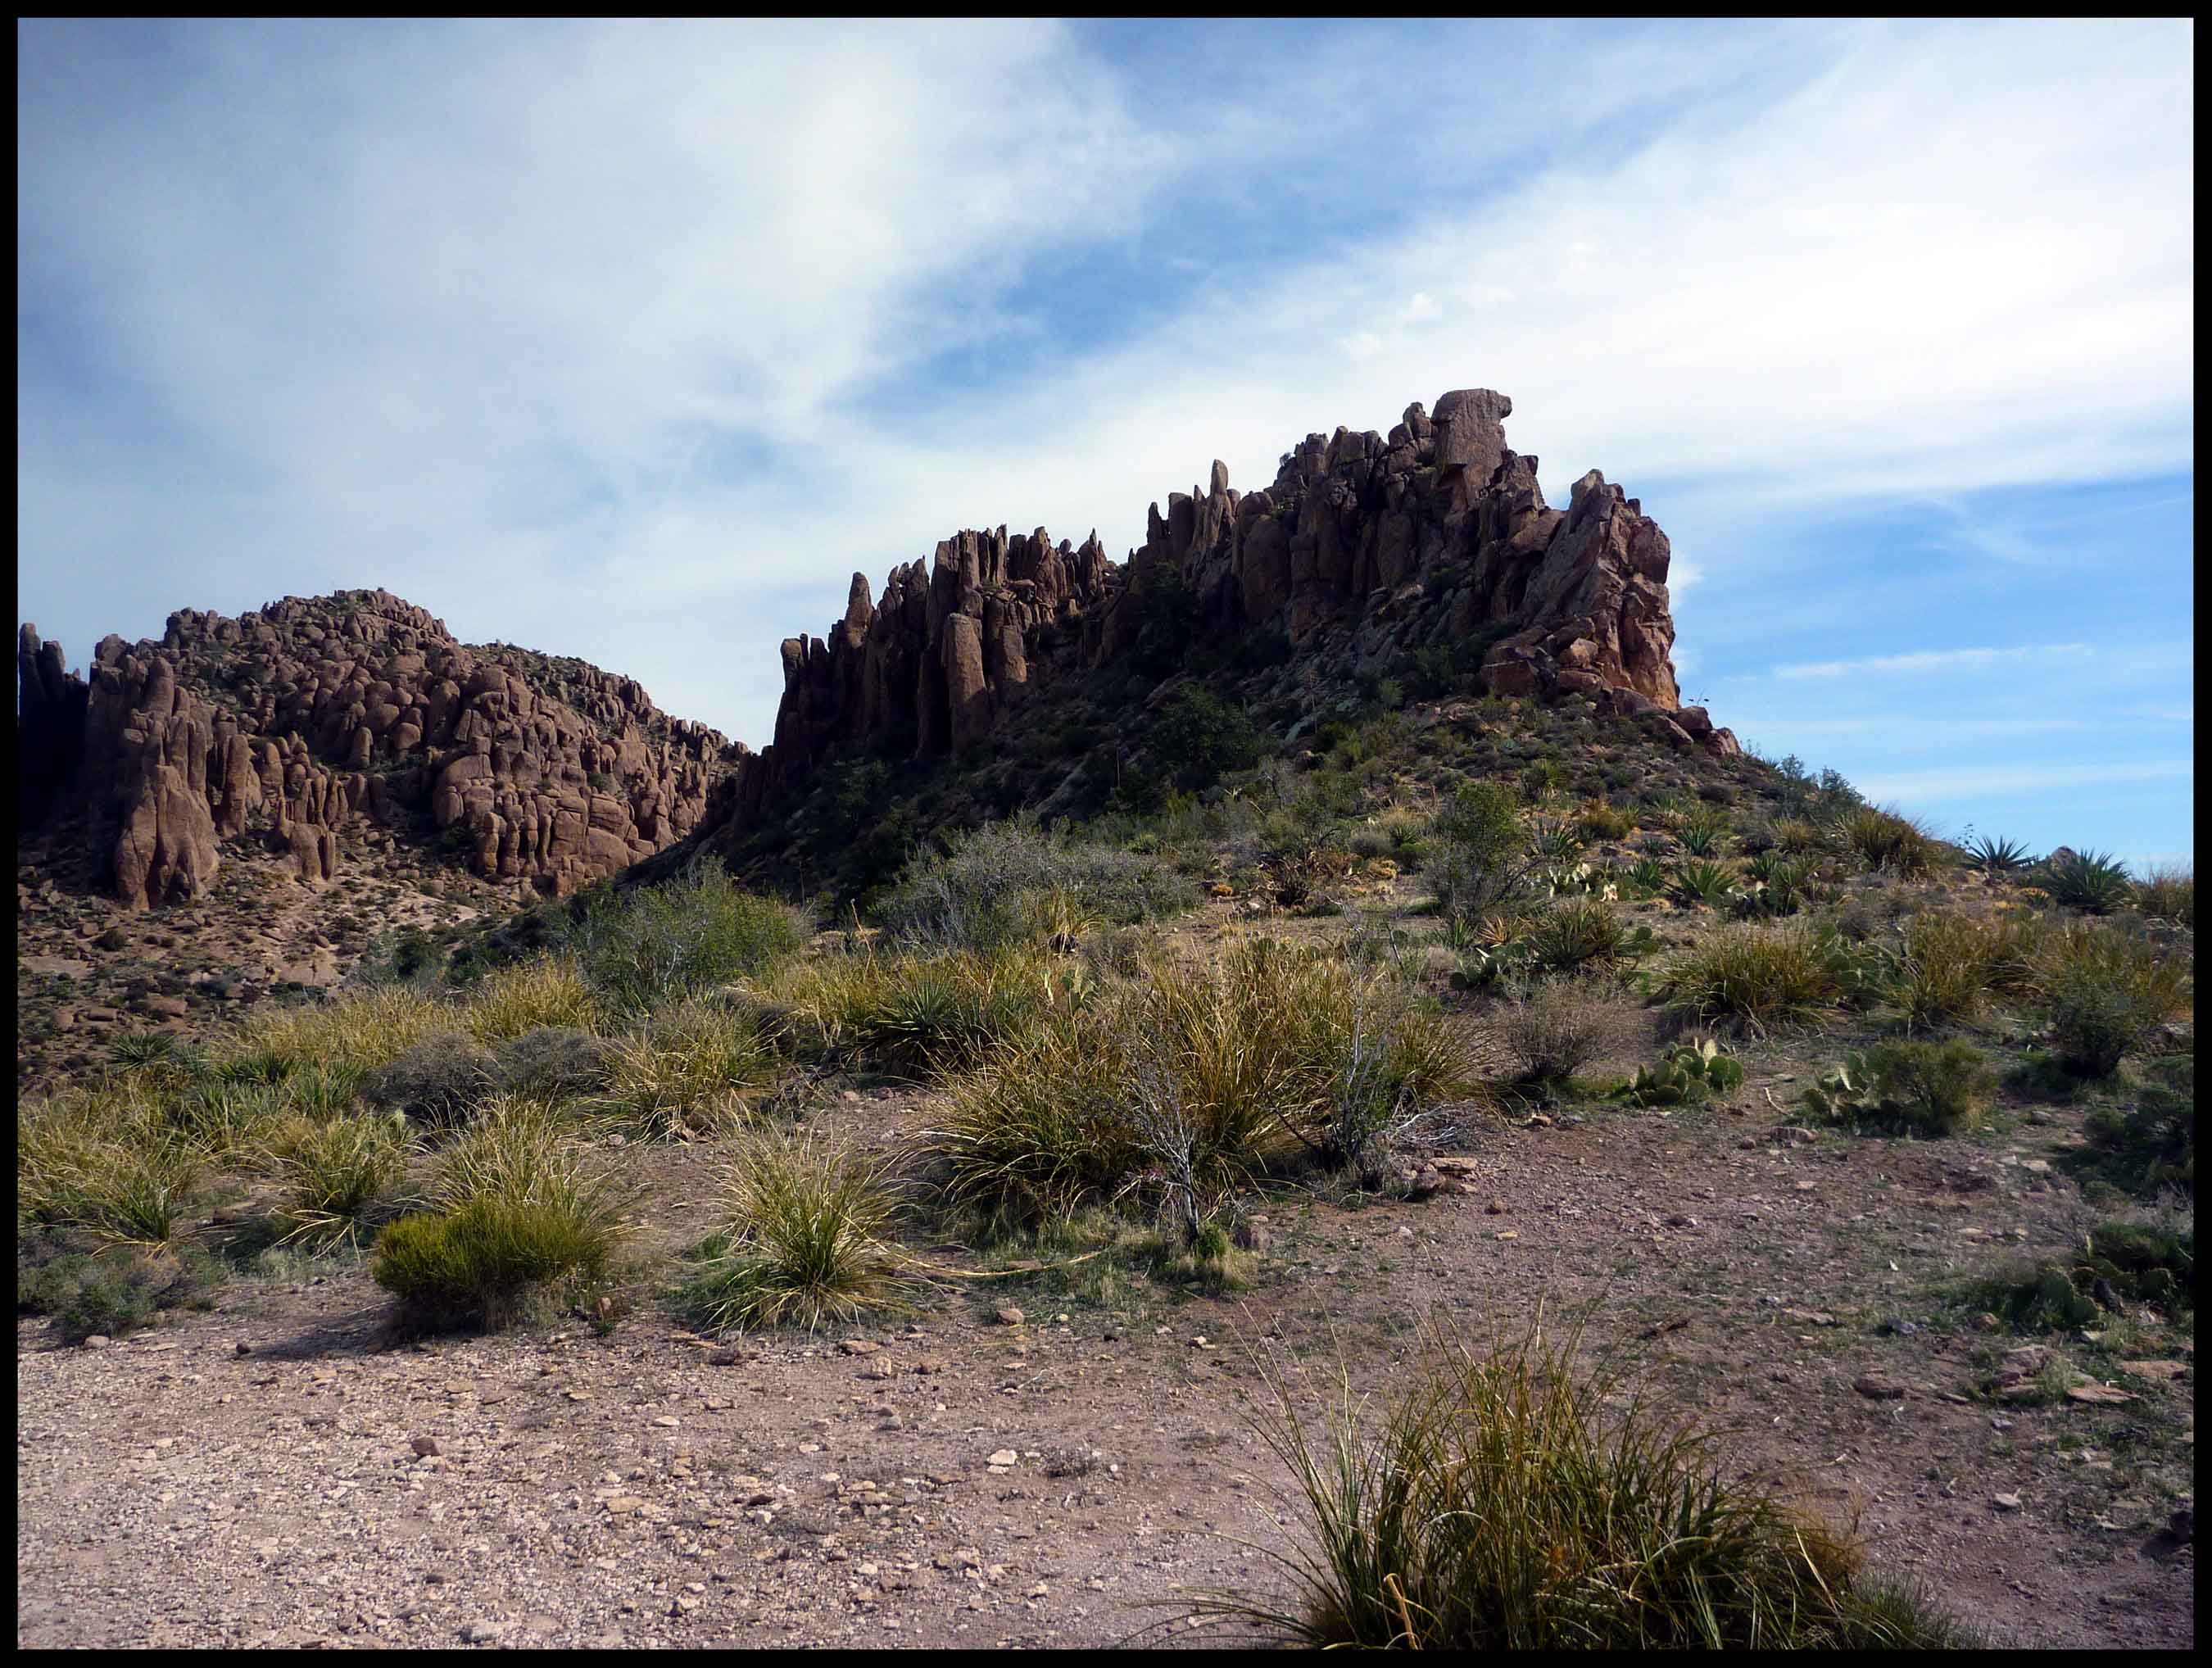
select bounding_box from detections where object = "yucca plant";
[1659,924,1848,1036]
[1625,856,1666,897]
[1526,898,1630,976]
[268,1113,412,1248]
[2038,849,2136,915]
[1183,1318,1976,1648]
[1529,821,1586,862]
[1963,834,2037,876]
[1675,823,1721,858]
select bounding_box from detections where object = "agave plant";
[2038,848,2135,915]
[1675,823,1724,858]
[1625,856,1666,896]
[1669,859,1738,909]
[1529,821,1587,862]
[1963,834,2037,876]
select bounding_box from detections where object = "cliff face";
[706,386,1734,845]
[17,590,739,909]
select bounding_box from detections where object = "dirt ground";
[16,965,2195,1648]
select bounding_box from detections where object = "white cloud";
[1851,759,2192,803]
[1402,292,1438,323]
[1770,642,2098,681]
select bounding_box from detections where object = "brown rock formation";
[17,589,739,909]
[691,386,1733,858]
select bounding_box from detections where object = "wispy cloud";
[1770,642,2099,681]
[1852,760,2192,804]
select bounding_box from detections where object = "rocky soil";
[16,897,2195,1651]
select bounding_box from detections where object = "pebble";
[995,1307,1025,1327]
[1992,1493,2023,1512]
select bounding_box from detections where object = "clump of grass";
[2033,923,2192,1078]
[463,955,598,1043]
[1577,802,1634,842]
[846,948,1064,1077]
[1659,925,1847,1036]
[1185,1318,1977,1648]
[2037,848,2135,915]
[220,985,452,1076]
[936,939,1477,1216]
[2135,863,2194,927]
[266,1113,411,1248]
[1772,817,1826,855]
[17,1088,202,1248]
[1842,805,1942,877]
[563,868,810,1015]
[676,1128,914,1333]
[588,999,775,1141]
[1889,910,2001,1030]
[372,1103,629,1332]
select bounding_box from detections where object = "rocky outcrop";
[700,386,1733,850]
[17,590,739,909]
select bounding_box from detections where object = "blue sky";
[16,19,2193,866]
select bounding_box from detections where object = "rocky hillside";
[18,589,739,910]
[676,385,1736,880]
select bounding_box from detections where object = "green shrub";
[374,1108,628,1331]
[1145,683,1268,793]
[1659,925,1847,1036]
[17,1239,225,1343]
[1429,782,1526,923]
[1186,1321,1977,1648]
[2037,849,2134,915]
[1969,1214,2194,1330]
[563,869,809,1015]
[1803,1040,1994,1136]
[675,1129,914,1333]
[1577,803,1634,842]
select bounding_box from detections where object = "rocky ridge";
[696,387,1734,857]
[17,590,739,910]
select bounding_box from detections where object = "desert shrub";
[589,1000,775,1141]
[836,948,1067,1079]
[1803,1040,1995,1136]
[2033,925,2191,1077]
[492,1026,617,1098]
[359,1031,503,1131]
[2134,863,2194,927]
[1143,683,1269,793]
[1494,980,1632,1084]
[222,985,451,1076]
[1187,1321,1976,1649]
[266,1113,411,1247]
[675,1129,914,1333]
[1659,925,1847,1035]
[563,868,809,1014]
[17,1237,224,1343]
[1842,805,1942,877]
[463,956,597,1042]
[374,1107,628,1331]
[2065,1056,2193,1199]
[1429,782,1526,923]
[2036,848,2134,915]
[877,819,1194,951]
